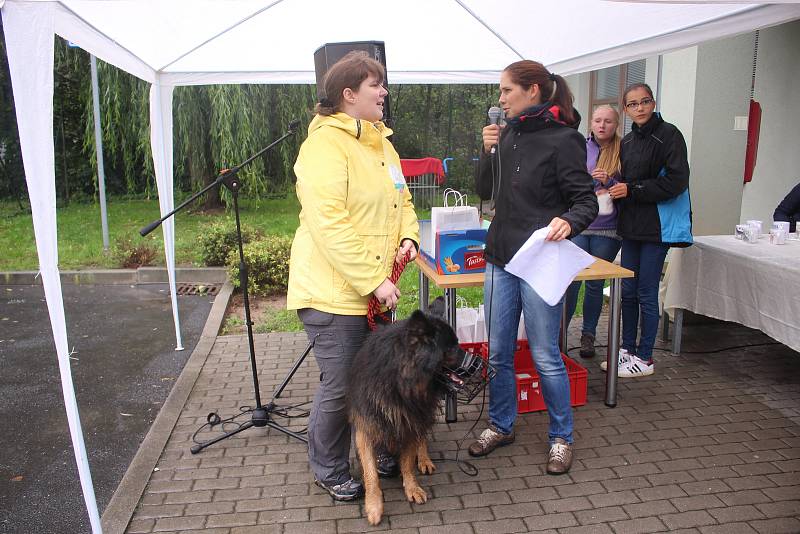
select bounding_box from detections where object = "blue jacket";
[617,113,692,247]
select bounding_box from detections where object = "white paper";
[504,227,595,306]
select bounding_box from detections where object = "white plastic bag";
[472,305,524,343]
[430,188,480,249]
[456,307,480,343]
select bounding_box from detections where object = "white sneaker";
[600,348,630,372]
[618,355,654,378]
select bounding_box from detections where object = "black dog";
[347,310,462,525]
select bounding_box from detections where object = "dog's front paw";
[405,485,428,504]
[417,457,436,474]
[364,494,384,526]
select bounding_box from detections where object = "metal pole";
[90,55,109,251]
[605,278,622,407]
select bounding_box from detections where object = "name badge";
[389,165,406,190]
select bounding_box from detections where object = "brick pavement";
[122,316,800,534]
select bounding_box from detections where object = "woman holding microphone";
[469,60,597,475]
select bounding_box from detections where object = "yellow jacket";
[287,113,419,315]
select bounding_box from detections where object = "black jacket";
[476,105,598,267]
[617,113,691,244]
[773,182,800,233]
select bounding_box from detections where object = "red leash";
[367,250,412,331]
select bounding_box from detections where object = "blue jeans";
[484,263,573,443]
[620,240,669,361]
[564,234,622,337]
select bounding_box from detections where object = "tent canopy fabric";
[46,0,800,85]
[3,2,800,533]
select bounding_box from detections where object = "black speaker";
[313,41,392,126]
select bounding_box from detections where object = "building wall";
[686,33,753,236]
[741,20,800,226]
[573,20,799,238]
[567,72,590,137]
[658,47,698,163]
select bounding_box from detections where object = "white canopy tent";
[3,1,800,531]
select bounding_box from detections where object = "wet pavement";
[0,283,216,534]
[124,314,800,534]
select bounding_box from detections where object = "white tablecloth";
[662,235,800,353]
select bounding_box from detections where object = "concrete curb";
[100,280,234,534]
[2,267,228,285]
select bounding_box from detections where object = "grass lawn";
[2,196,583,333]
[0,196,301,271]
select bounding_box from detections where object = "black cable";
[564,340,781,358]
[191,401,311,446]
[437,140,500,477]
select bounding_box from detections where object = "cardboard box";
[419,219,487,275]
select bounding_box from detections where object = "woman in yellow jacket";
[287,51,419,501]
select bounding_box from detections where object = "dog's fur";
[347,310,461,525]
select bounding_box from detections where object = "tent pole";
[90,55,110,251]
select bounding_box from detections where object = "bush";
[228,235,292,296]
[111,236,159,268]
[198,220,262,266]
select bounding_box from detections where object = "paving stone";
[491,501,545,518]
[473,518,528,534]
[708,504,766,523]
[441,506,493,524]
[724,475,777,491]
[205,512,259,528]
[522,511,579,531]
[256,508,309,525]
[699,524,758,534]
[126,519,155,533]
[419,524,476,534]
[755,500,800,517]
[635,484,687,501]
[680,479,733,495]
[609,516,669,534]
[601,476,652,492]
[671,494,726,512]
[661,510,718,530]
[283,520,337,534]
[388,510,442,528]
[132,504,185,519]
[230,525,283,534]
[749,517,800,533]
[558,524,614,534]
[624,499,679,518]
[573,505,628,525]
[151,516,206,532]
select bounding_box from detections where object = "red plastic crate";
[467,339,588,414]
[515,355,587,413]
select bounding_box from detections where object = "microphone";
[487,106,504,154]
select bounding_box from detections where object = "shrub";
[198,220,261,266]
[111,236,159,268]
[228,235,292,296]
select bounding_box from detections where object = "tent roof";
[46,0,800,85]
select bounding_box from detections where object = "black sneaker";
[579,332,595,358]
[376,452,399,478]
[314,477,364,501]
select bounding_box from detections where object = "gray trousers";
[298,308,369,486]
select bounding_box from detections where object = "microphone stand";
[140,120,312,453]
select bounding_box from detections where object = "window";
[589,59,647,135]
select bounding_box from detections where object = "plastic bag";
[430,188,480,249]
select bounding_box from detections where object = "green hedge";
[199,220,262,266]
[227,235,292,296]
